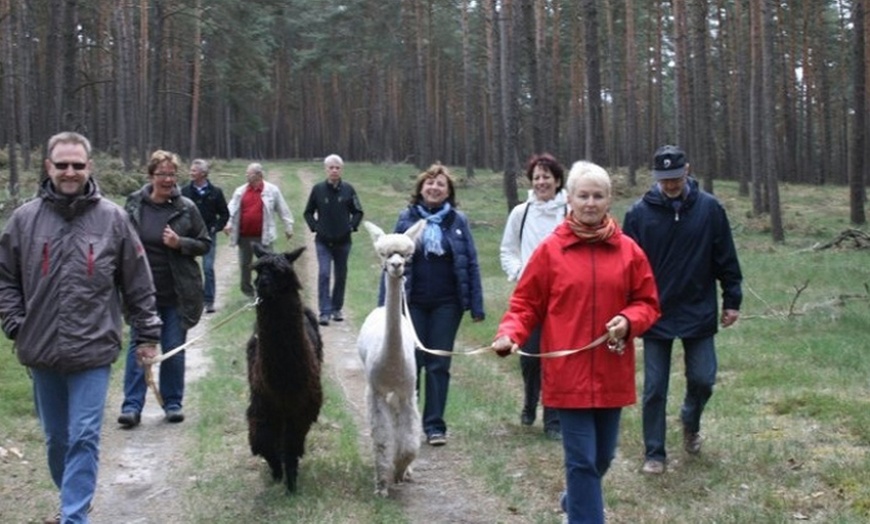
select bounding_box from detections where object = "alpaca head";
[364,220,426,279]
[252,244,305,299]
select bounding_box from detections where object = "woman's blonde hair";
[566,160,611,196]
[147,150,181,176]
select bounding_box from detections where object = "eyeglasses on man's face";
[51,161,87,171]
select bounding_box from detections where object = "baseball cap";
[652,145,687,180]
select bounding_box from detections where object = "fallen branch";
[812,229,870,250]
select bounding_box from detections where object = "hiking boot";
[332,310,344,321]
[641,459,666,475]
[205,303,216,313]
[117,411,140,428]
[684,426,702,455]
[318,314,330,326]
[166,409,185,423]
[427,432,447,446]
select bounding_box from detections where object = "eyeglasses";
[52,161,87,171]
[154,172,178,179]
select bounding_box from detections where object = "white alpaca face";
[376,236,415,278]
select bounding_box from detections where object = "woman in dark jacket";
[118,150,211,428]
[389,163,485,446]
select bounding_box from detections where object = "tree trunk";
[691,0,715,193]
[625,0,638,186]
[4,0,21,204]
[749,0,764,216]
[762,0,784,241]
[461,0,475,179]
[582,0,604,163]
[850,0,867,225]
[411,0,430,169]
[189,0,203,159]
[500,0,520,211]
[484,0,502,170]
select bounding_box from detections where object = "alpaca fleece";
[246,245,323,493]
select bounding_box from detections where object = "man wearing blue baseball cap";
[622,145,743,475]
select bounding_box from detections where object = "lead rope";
[143,298,259,406]
[404,281,626,358]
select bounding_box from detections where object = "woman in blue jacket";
[390,163,485,446]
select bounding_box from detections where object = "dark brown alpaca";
[246,245,323,493]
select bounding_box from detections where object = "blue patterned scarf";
[415,203,452,256]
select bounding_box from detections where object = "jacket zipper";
[87,243,95,276]
[41,242,49,276]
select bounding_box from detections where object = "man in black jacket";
[623,145,743,475]
[303,154,364,326]
[182,159,229,313]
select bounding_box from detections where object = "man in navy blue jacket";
[623,145,743,475]
[182,159,229,313]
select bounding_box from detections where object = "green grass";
[2,160,870,522]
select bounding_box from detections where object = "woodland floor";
[82,168,516,523]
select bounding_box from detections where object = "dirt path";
[89,168,515,523]
[295,168,515,523]
[90,239,235,523]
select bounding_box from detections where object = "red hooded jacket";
[497,220,660,409]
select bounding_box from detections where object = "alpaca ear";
[363,221,385,244]
[404,219,427,244]
[253,243,268,258]
[285,246,306,264]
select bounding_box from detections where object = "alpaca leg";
[283,419,310,493]
[247,399,282,481]
[369,391,396,497]
[393,396,422,483]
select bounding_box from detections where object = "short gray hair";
[191,158,209,175]
[247,162,264,175]
[47,131,92,159]
[324,154,343,167]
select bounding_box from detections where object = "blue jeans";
[314,240,352,316]
[409,301,463,437]
[520,326,560,430]
[642,336,717,461]
[559,408,622,524]
[122,305,188,414]
[32,365,111,524]
[202,232,217,305]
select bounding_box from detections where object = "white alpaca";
[357,219,426,497]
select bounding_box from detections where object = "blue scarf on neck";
[415,202,452,256]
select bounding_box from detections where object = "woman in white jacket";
[499,153,567,439]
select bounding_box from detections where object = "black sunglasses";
[52,161,87,171]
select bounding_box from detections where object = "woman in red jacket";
[493,160,660,524]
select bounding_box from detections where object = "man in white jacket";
[499,153,567,439]
[224,163,294,297]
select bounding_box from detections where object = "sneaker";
[205,303,216,313]
[641,459,666,475]
[332,310,344,321]
[427,432,447,446]
[117,411,140,428]
[44,503,93,523]
[318,314,330,326]
[544,427,562,441]
[166,409,185,423]
[684,426,702,455]
[520,407,535,426]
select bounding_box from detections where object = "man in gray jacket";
[0,131,162,523]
